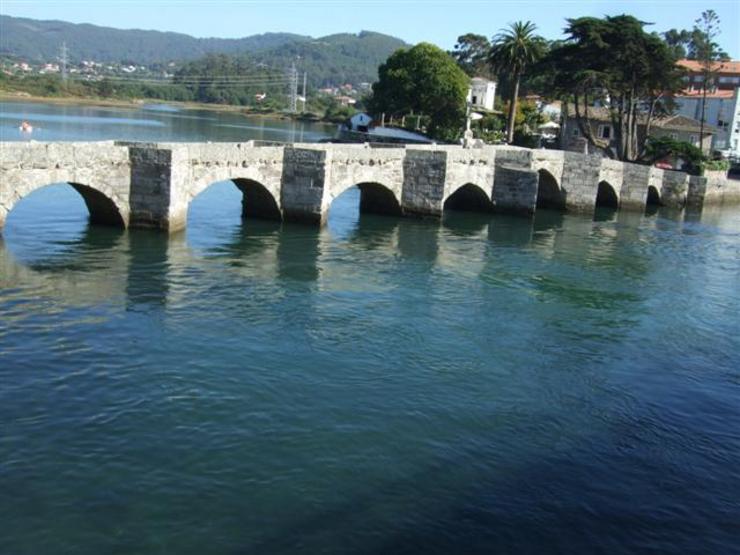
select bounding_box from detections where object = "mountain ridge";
[0,15,407,67]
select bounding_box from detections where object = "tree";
[451,34,492,78]
[663,28,692,59]
[540,15,684,161]
[489,21,546,144]
[368,43,470,141]
[692,10,727,143]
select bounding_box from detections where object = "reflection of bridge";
[2,141,738,231]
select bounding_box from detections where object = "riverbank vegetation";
[0,61,362,123]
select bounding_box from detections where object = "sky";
[2,0,739,58]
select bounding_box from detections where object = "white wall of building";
[467,78,496,112]
[674,89,740,157]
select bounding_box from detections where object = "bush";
[643,136,706,175]
[702,159,730,172]
[512,130,539,148]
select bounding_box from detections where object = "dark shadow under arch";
[68,183,126,227]
[232,178,282,221]
[444,184,492,213]
[4,182,125,229]
[644,185,661,216]
[336,181,402,216]
[536,170,565,210]
[595,181,619,209]
[356,182,403,217]
[646,186,661,206]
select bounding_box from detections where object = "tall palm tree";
[489,21,545,143]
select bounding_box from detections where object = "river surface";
[1,101,739,555]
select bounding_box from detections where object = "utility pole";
[59,42,68,84]
[287,62,298,113]
[301,72,307,113]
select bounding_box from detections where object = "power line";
[58,42,68,83]
[67,76,292,86]
[287,61,298,113]
[301,71,307,112]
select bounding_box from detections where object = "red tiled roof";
[678,59,740,74]
[678,89,737,99]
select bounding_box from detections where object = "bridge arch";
[188,177,282,221]
[646,185,661,207]
[595,180,619,209]
[443,183,492,212]
[536,169,565,210]
[1,180,127,230]
[329,182,402,217]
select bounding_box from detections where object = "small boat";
[19,121,33,133]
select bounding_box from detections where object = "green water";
[1,101,739,554]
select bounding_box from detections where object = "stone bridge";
[1,141,738,232]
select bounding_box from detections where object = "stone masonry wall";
[281,147,327,224]
[620,163,653,210]
[559,151,603,212]
[127,146,174,229]
[401,149,447,216]
[492,165,539,214]
[660,170,690,209]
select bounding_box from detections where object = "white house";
[673,88,740,158]
[467,77,496,112]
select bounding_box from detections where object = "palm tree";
[489,21,545,143]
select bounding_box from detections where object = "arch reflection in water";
[2,183,127,271]
[0,229,129,310]
[345,213,400,254]
[442,209,490,237]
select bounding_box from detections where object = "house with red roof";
[674,59,740,159]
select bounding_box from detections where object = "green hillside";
[0,16,408,86]
[0,15,308,63]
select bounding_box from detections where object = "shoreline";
[0,91,328,122]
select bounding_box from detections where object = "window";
[598,124,612,139]
[471,95,477,105]
[670,133,678,140]
[690,134,698,144]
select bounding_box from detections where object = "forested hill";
[254,32,409,87]
[0,15,408,85]
[0,15,310,63]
